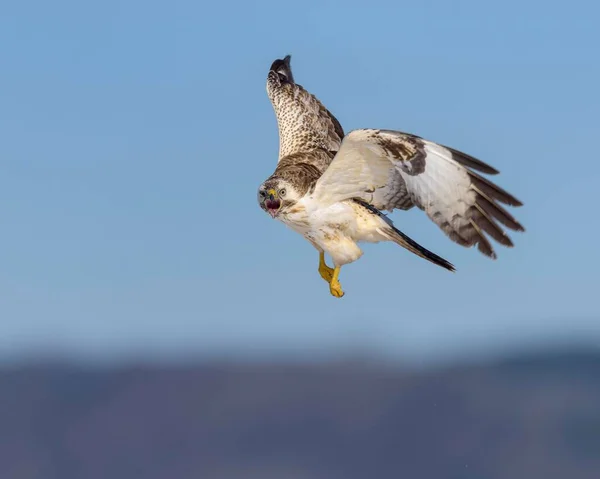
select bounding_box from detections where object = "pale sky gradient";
[1,0,599,365]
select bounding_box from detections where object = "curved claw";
[329,280,345,298]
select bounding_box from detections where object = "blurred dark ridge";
[1,349,599,479]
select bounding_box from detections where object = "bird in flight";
[257,55,524,298]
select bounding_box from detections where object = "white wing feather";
[312,129,524,258]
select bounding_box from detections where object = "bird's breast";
[279,199,376,243]
[279,203,311,232]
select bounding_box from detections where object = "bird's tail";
[270,55,294,84]
[380,225,455,272]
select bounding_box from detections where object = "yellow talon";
[318,252,334,283]
[329,266,344,298]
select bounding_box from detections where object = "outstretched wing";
[267,55,344,161]
[312,129,524,259]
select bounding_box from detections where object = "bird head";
[257,179,297,218]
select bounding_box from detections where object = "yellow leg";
[318,252,334,283]
[329,266,344,298]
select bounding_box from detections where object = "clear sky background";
[1,0,598,366]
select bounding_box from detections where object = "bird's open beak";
[265,189,281,218]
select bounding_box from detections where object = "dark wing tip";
[469,171,524,208]
[270,55,294,84]
[434,255,456,272]
[444,260,457,272]
[447,147,527,208]
[446,145,500,175]
[270,55,291,70]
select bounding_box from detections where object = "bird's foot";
[329,278,345,298]
[328,265,344,298]
[317,253,345,298]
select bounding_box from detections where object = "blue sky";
[1,0,598,365]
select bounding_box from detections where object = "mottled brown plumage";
[267,55,344,162]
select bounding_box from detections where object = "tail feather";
[381,225,456,272]
[270,55,294,84]
[354,198,455,272]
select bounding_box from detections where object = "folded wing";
[312,129,524,258]
[267,55,344,161]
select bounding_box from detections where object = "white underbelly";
[279,199,389,265]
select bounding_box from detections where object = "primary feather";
[313,129,524,259]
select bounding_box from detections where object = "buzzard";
[258,55,524,298]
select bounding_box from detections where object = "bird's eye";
[259,190,267,197]
[279,188,286,197]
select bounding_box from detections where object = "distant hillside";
[1,351,599,479]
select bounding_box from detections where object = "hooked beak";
[265,189,281,218]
